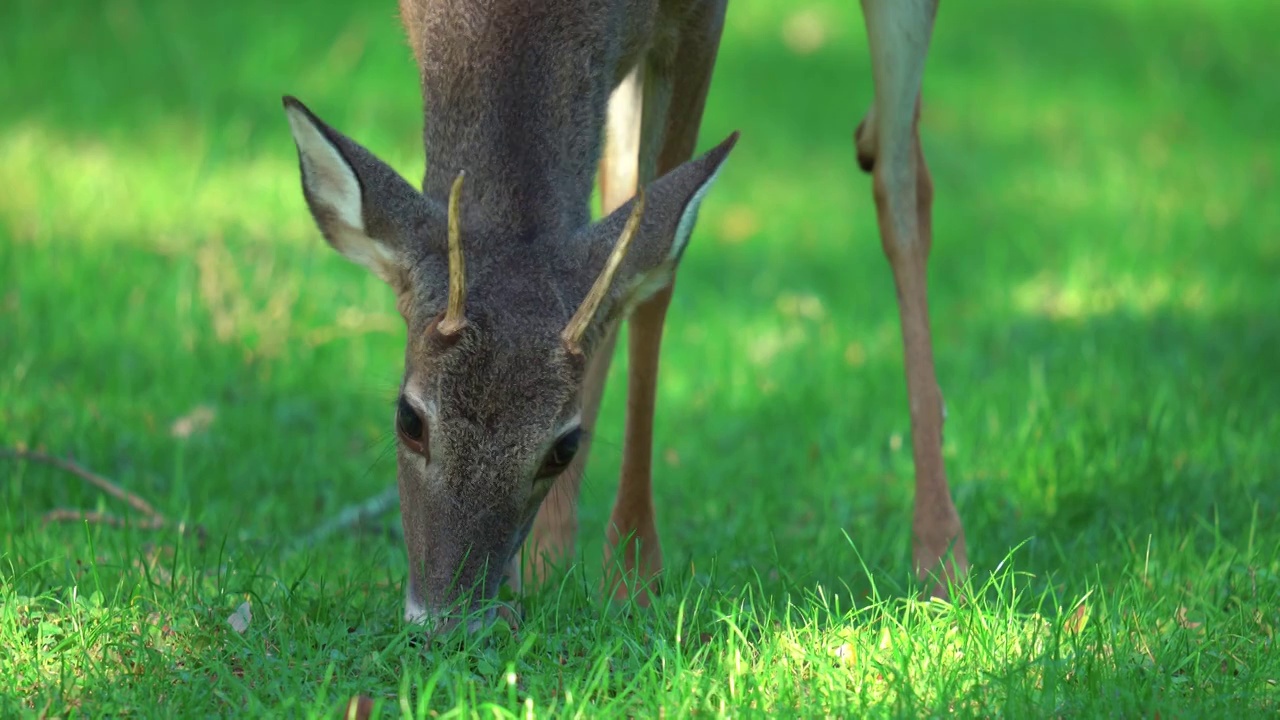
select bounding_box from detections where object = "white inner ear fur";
[285,106,398,275]
[617,163,725,311]
[669,163,724,264]
[285,107,364,231]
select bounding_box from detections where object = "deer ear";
[573,131,738,327]
[283,95,437,291]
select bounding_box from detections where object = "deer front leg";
[858,0,968,599]
[601,59,667,605]
[605,3,728,605]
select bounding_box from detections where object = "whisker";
[361,433,399,484]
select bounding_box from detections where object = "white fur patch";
[669,163,725,263]
[616,164,727,312]
[404,590,429,624]
[401,390,435,427]
[399,390,441,491]
[284,106,365,233]
[331,225,399,275]
[554,412,583,439]
[284,105,404,281]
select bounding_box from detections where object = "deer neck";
[414,8,621,242]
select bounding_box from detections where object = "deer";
[282,0,966,634]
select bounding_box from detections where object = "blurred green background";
[0,0,1277,713]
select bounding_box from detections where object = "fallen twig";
[2,448,168,523]
[293,486,400,549]
[41,508,167,530]
[6,447,389,549]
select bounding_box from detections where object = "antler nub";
[561,188,646,356]
[437,170,468,336]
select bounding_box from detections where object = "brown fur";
[285,0,737,629]
[286,0,973,627]
[856,0,968,598]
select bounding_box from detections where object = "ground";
[1,0,1277,716]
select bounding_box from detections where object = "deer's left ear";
[566,131,738,343]
[283,95,442,293]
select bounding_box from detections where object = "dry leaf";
[171,405,216,438]
[1175,606,1203,631]
[1063,602,1090,634]
[337,695,376,720]
[227,601,252,634]
[834,643,855,663]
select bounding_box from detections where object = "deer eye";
[396,395,427,456]
[537,427,582,479]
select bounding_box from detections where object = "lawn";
[2,0,1278,716]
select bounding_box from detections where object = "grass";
[1,0,1278,715]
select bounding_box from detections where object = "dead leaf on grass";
[1175,606,1203,631]
[227,601,252,634]
[171,405,216,438]
[337,695,376,720]
[1063,602,1090,635]
[834,643,856,664]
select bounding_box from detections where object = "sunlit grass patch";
[0,121,426,253]
[635,529,1280,717]
[3,0,1279,715]
[1,496,1277,715]
[0,554,214,713]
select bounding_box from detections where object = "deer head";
[282,96,736,631]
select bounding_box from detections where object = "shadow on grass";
[635,305,1278,600]
[2,0,1278,628]
[12,230,1277,601]
[3,0,1279,715]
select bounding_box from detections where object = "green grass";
[2,0,1278,715]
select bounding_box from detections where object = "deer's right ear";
[283,95,435,292]
[562,130,738,356]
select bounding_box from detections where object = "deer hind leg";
[525,56,658,595]
[603,1,728,606]
[856,0,968,599]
